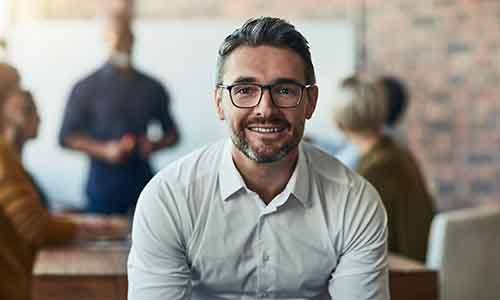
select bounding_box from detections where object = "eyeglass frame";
[217,81,315,109]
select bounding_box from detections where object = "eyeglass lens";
[230,83,302,108]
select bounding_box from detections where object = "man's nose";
[254,88,277,116]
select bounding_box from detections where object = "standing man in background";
[59,15,179,215]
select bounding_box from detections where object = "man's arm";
[63,134,133,164]
[137,128,178,160]
[127,176,191,299]
[151,128,179,151]
[0,145,129,245]
[0,143,76,246]
[329,179,390,299]
[152,83,180,152]
[59,82,135,164]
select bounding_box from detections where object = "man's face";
[3,93,40,140]
[107,0,134,19]
[215,45,318,163]
[105,24,134,55]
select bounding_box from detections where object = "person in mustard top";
[0,86,129,300]
[332,78,435,262]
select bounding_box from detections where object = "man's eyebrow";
[271,78,304,85]
[232,77,258,84]
[230,77,305,85]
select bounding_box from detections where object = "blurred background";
[0,0,499,212]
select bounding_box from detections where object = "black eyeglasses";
[217,82,314,108]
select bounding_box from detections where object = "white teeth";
[250,127,282,133]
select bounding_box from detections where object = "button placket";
[257,214,274,299]
[257,214,273,299]
[256,214,264,299]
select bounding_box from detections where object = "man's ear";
[305,85,319,120]
[214,88,225,120]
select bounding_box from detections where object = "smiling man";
[128,17,389,300]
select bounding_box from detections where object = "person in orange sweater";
[0,83,128,299]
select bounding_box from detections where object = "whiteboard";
[8,19,354,210]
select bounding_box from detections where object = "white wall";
[7,19,354,210]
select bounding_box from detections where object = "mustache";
[245,116,289,127]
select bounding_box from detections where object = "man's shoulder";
[133,69,166,90]
[154,139,227,186]
[303,142,361,188]
[71,65,107,90]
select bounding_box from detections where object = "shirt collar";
[218,139,246,201]
[290,142,311,207]
[102,62,137,78]
[218,140,311,207]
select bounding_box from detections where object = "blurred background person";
[0,62,21,100]
[0,89,50,209]
[104,0,134,19]
[332,79,434,262]
[376,75,409,145]
[58,15,180,215]
[0,85,129,300]
[307,74,409,171]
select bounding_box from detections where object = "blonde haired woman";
[333,79,434,262]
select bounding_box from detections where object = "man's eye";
[279,88,290,95]
[237,88,251,94]
[234,86,256,95]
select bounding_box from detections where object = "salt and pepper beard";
[228,118,305,164]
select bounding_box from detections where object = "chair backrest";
[426,205,500,300]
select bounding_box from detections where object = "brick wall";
[362,1,500,210]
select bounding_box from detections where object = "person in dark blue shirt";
[59,17,179,215]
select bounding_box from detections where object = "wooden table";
[389,254,438,300]
[33,241,438,300]
[33,240,129,300]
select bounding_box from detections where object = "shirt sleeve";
[58,81,92,146]
[154,84,179,135]
[329,178,390,299]
[127,176,191,300]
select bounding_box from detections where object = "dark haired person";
[128,17,389,299]
[59,16,179,215]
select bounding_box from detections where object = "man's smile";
[247,126,286,134]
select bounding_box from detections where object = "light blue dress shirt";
[128,139,389,299]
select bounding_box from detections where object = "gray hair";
[333,79,388,133]
[215,17,316,85]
